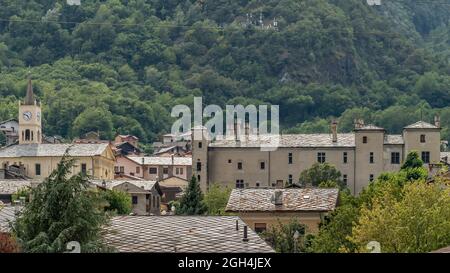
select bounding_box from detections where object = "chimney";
[274,190,283,206]
[331,120,338,143]
[434,115,441,128]
[243,225,249,242]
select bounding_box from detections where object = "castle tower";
[192,125,209,192]
[19,76,42,144]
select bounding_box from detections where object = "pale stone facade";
[193,119,441,195]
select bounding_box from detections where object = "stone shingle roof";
[0,180,37,194]
[209,134,355,148]
[104,216,274,253]
[226,188,339,212]
[90,180,158,191]
[384,135,404,145]
[0,206,22,232]
[128,156,192,166]
[355,124,385,131]
[0,143,110,158]
[404,121,439,129]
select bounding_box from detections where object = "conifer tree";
[176,176,207,215]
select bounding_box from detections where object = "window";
[132,196,138,205]
[119,166,124,174]
[343,152,348,164]
[288,174,293,184]
[114,166,119,173]
[228,159,232,163]
[149,167,157,174]
[369,174,374,182]
[175,168,180,175]
[421,151,430,164]
[343,174,348,186]
[256,182,260,187]
[317,152,326,163]
[254,223,267,233]
[369,152,374,164]
[420,134,426,143]
[35,164,41,176]
[197,175,201,182]
[196,162,202,171]
[81,163,87,175]
[237,162,243,170]
[198,142,203,148]
[391,152,400,164]
[25,129,30,141]
[363,136,368,143]
[288,153,293,164]
[163,167,169,175]
[260,161,265,170]
[180,168,184,175]
[136,166,140,174]
[236,180,244,189]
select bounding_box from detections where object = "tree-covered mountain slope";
[0,0,449,145]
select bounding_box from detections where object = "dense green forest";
[0,0,449,146]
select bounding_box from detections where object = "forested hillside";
[0,0,449,146]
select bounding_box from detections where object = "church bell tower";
[19,76,42,144]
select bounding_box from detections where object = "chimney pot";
[331,120,338,143]
[274,190,283,206]
[243,225,249,242]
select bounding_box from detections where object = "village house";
[126,156,192,181]
[91,180,162,215]
[193,118,442,195]
[0,78,116,180]
[158,176,189,206]
[0,119,19,146]
[104,216,274,253]
[225,188,339,233]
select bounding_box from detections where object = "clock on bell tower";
[18,76,42,144]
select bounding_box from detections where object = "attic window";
[420,134,426,143]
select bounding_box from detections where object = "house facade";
[193,118,442,195]
[92,180,162,215]
[225,188,339,233]
[127,156,192,181]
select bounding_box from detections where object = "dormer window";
[420,134,426,143]
[362,136,368,144]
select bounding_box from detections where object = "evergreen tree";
[401,151,424,170]
[12,153,112,253]
[177,176,207,215]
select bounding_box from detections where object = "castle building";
[0,77,115,180]
[192,118,441,195]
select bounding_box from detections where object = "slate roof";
[0,206,22,232]
[90,180,158,191]
[0,143,110,158]
[384,135,404,145]
[404,121,439,129]
[104,216,274,253]
[355,124,385,131]
[226,188,339,212]
[0,180,37,194]
[430,246,450,253]
[209,134,356,148]
[128,156,192,166]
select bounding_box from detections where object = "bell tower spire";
[19,73,42,144]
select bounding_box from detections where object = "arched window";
[31,131,34,141]
[197,175,201,182]
[22,131,24,141]
[25,129,30,141]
